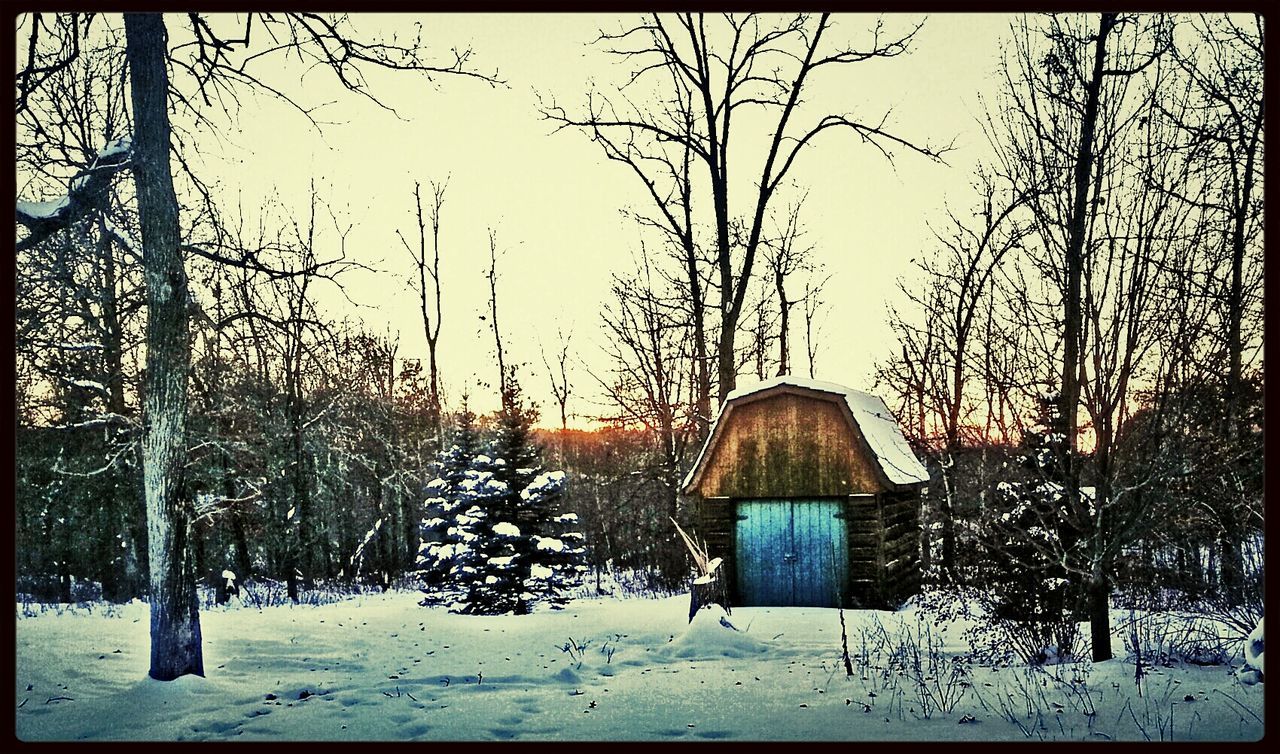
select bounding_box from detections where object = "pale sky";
[182,13,1016,425]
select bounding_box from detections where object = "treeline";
[8,17,686,604]
[14,269,698,602]
[12,171,699,599]
[16,12,906,604]
[875,13,1263,656]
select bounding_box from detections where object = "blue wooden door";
[736,499,848,607]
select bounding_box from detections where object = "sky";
[169,13,1018,426]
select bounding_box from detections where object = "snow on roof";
[682,375,929,491]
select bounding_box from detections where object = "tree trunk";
[1061,14,1113,663]
[1058,13,1113,482]
[125,12,204,681]
[97,495,122,601]
[1219,524,1244,603]
[1088,573,1112,662]
[685,240,711,441]
[939,461,957,580]
[1224,108,1260,442]
[487,232,507,399]
[291,408,312,585]
[229,502,252,582]
[428,343,441,443]
[96,226,132,601]
[776,272,790,376]
[716,317,737,404]
[57,509,73,602]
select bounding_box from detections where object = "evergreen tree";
[520,471,589,609]
[972,391,1083,663]
[417,402,504,607]
[419,375,587,614]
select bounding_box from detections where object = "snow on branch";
[48,412,138,431]
[349,518,384,575]
[30,341,104,352]
[16,136,132,252]
[101,214,139,259]
[193,483,263,524]
[50,439,135,477]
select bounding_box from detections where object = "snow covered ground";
[15,591,1263,741]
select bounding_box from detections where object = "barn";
[680,376,928,609]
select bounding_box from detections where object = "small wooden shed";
[680,376,928,609]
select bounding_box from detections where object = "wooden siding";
[690,391,885,499]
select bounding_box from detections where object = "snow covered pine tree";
[417,404,503,609]
[417,382,587,614]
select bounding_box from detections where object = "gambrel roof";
[681,375,929,493]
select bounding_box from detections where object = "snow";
[16,137,132,227]
[521,471,567,501]
[102,214,136,255]
[492,522,520,537]
[16,196,71,220]
[1245,618,1264,673]
[693,558,724,584]
[14,592,1263,741]
[682,375,929,490]
[1239,617,1264,685]
[69,379,107,392]
[99,135,133,159]
[666,605,769,659]
[534,537,565,552]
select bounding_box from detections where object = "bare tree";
[16,10,498,680]
[1157,13,1264,601]
[485,229,508,400]
[541,327,574,432]
[1168,14,1264,444]
[546,13,951,405]
[542,36,713,440]
[883,168,1036,579]
[760,197,819,377]
[988,12,1172,661]
[738,278,779,381]
[397,178,448,444]
[124,12,204,680]
[13,25,148,601]
[594,243,695,531]
[800,272,830,380]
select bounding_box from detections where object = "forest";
[13,10,1263,723]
